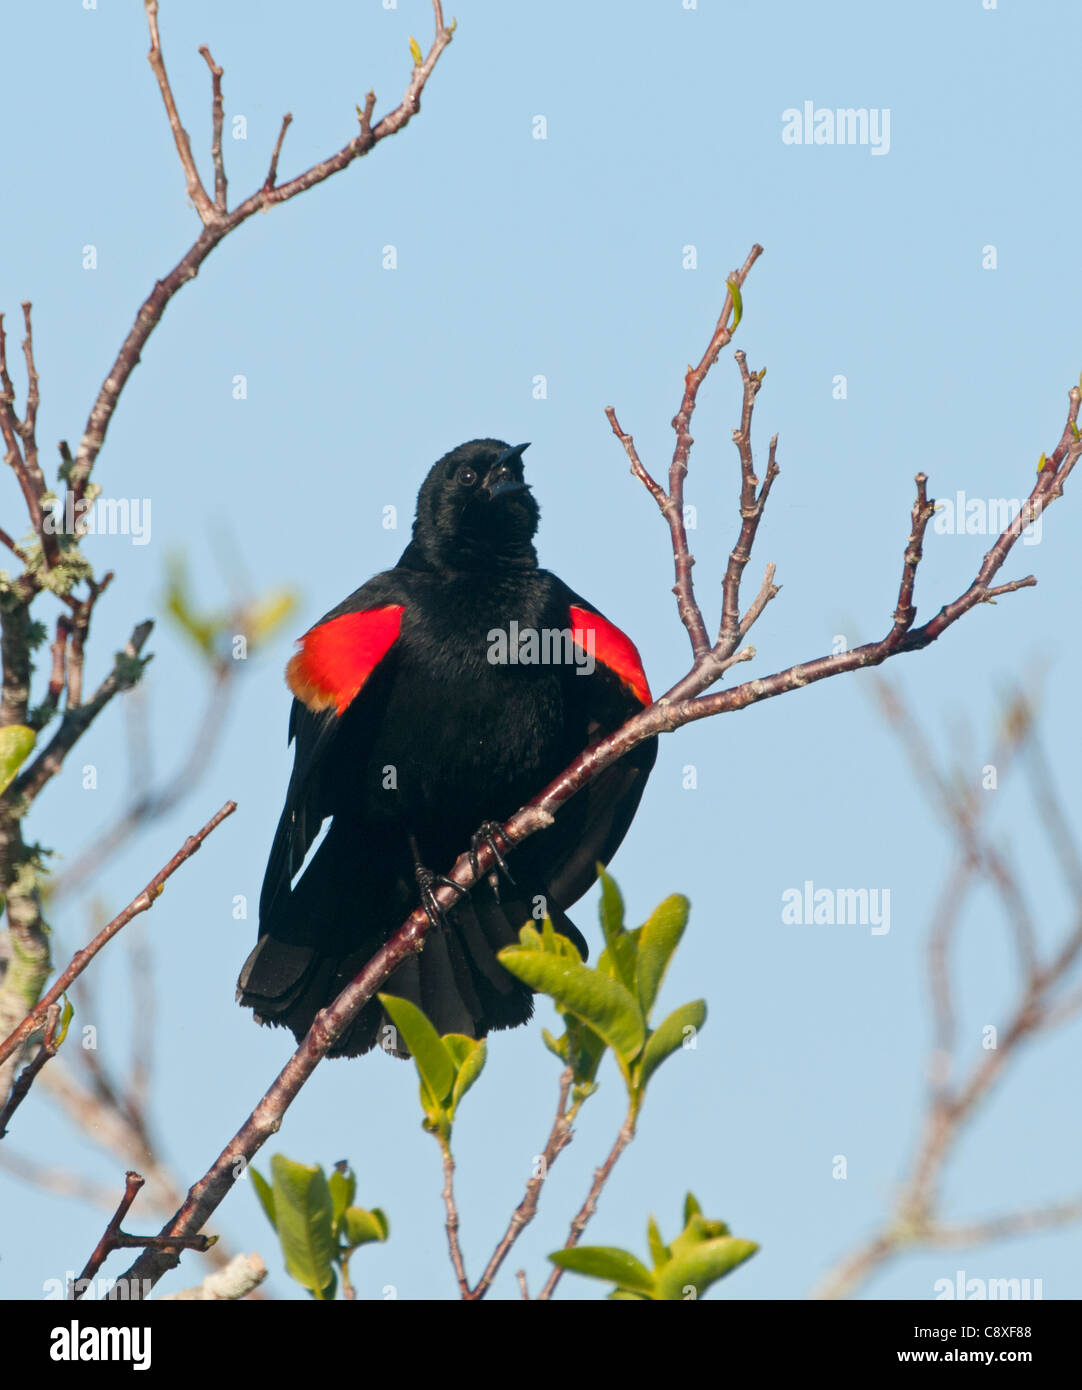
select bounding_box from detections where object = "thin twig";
[438,1137,470,1297]
[537,1106,639,1301]
[144,2,217,223]
[467,1068,577,1299]
[0,1003,61,1137]
[264,114,293,192]
[0,801,237,1068]
[72,1170,212,1299]
[69,0,455,504]
[198,46,227,211]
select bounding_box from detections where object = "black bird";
[237,439,657,1056]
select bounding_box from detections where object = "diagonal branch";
[0,800,236,1071]
[0,1001,60,1138]
[112,253,1078,1298]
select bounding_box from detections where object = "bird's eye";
[457,467,478,487]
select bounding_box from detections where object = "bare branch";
[923,1197,1082,1247]
[608,244,765,660]
[197,45,227,210]
[264,114,293,192]
[0,525,29,565]
[144,2,217,223]
[813,682,1082,1298]
[0,1002,61,1137]
[69,1,455,504]
[0,800,236,1069]
[0,306,58,568]
[438,1137,469,1298]
[73,1170,212,1299]
[537,1106,638,1301]
[467,1067,577,1299]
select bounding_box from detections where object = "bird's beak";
[495,442,531,469]
[487,442,531,499]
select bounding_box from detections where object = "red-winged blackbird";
[237,439,657,1057]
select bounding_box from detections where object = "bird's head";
[409,438,539,570]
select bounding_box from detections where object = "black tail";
[237,823,586,1057]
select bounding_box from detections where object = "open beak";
[487,442,531,499]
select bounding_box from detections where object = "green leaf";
[684,1191,702,1226]
[541,1027,567,1062]
[727,277,743,331]
[647,1214,670,1270]
[408,35,423,65]
[499,949,645,1064]
[342,1206,389,1248]
[246,588,297,648]
[270,1156,338,1297]
[517,919,582,961]
[597,868,636,991]
[670,1213,731,1259]
[0,725,35,796]
[653,1237,758,1301]
[164,555,221,658]
[565,1015,608,1086]
[378,994,455,1104]
[445,1034,487,1115]
[635,894,689,1016]
[328,1164,356,1232]
[250,1166,276,1230]
[598,867,625,936]
[54,996,74,1047]
[638,1000,706,1089]
[548,1245,656,1296]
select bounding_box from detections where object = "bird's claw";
[415,864,468,931]
[469,821,516,901]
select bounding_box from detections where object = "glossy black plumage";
[237,439,656,1057]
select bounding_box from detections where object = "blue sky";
[1,0,1079,1301]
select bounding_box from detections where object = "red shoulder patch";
[569,605,651,706]
[286,605,404,715]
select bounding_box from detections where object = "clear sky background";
[1,0,1079,1302]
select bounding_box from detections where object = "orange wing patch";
[286,605,404,716]
[569,605,651,706]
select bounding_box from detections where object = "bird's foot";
[469,821,516,901]
[414,863,468,932]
